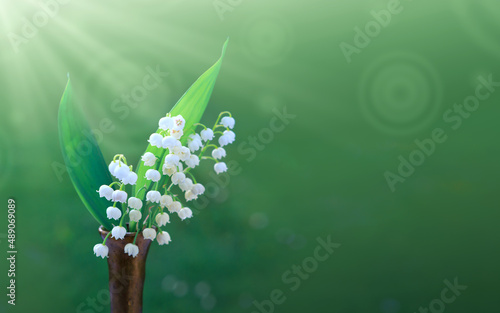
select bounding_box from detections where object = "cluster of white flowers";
[93,112,236,259]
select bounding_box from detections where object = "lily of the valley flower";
[111,226,127,240]
[192,183,205,195]
[172,115,185,131]
[124,243,139,258]
[155,212,170,227]
[165,154,180,166]
[188,134,203,152]
[200,128,214,141]
[185,190,197,201]
[159,116,174,130]
[214,162,228,174]
[106,206,122,220]
[157,231,172,245]
[145,169,161,182]
[93,244,109,258]
[221,116,235,129]
[185,155,200,168]
[146,190,161,203]
[179,178,193,192]
[171,172,186,185]
[121,171,138,185]
[212,147,226,160]
[168,201,182,213]
[148,133,163,148]
[143,228,157,240]
[178,207,193,220]
[160,195,173,208]
[128,197,143,210]
[141,152,157,166]
[111,190,127,203]
[162,136,179,150]
[98,185,113,200]
[129,209,142,222]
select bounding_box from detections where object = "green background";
[1,0,499,312]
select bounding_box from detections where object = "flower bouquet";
[58,40,233,312]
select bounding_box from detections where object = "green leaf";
[58,79,114,230]
[132,39,229,200]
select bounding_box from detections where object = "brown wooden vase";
[99,226,152,313]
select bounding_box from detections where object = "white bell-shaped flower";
[155,212,170,226]
[185,155,200,168]
[212,147,226,160]
[124,243,139,257]
[171,172,186,185]
[145,169,161,182]
[111,226,127,240]
[106,206,122,220]
[122,171,138,185]
[172,115,185,131]
[159,116,174,130]
[179,178,193,192]
[113,164,130,181]
[224,130,236,142]
[185,190,197,201]
[165,154,180,166]
[188,134,203,152]
[171,129,183,140]
[148,133,163,148]
[178,207,193,220]
[192,183,205,195]
[141,152,157,166]
[128,197,143,210]
[143,228,157,240]
[214,162,228,174]
[160,195,173,208]
[93,244,109,258]
[98,185,114,200]
[173,146,191,161]
[157,231,172,245]
[162,136,178,150]
[200,128,214,141]
[111,190,127,203]
[108,160,125,175]
[221,116,235,129]
[146,190,161,203]
[162,163,177,176]
[129,209,142,222]
[168,201,182,213]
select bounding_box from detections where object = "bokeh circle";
[358,52,443,136]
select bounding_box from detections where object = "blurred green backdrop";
[1,0,499,312]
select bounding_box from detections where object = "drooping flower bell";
[141,152,157,166]
[155,212,170,227]
[124,243,139,258]
[98,185,113,200]
[148,133,163,148]
[145,169,161,182]
[111,226,127,240]
[111,190,127,203]
[214,162,228,174]
[128,197,143,210]
[143,228,157,240]
[129,210,142,222]
[93,244,109,258]
[157,231,172,245]
[200,128,214,141]
[212,147,226,160]
[221,116,235,129]
[146,190,161,203]
[106,206,122,220]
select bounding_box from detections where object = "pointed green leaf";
[58,79,114,230]
[132,39,228,198]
